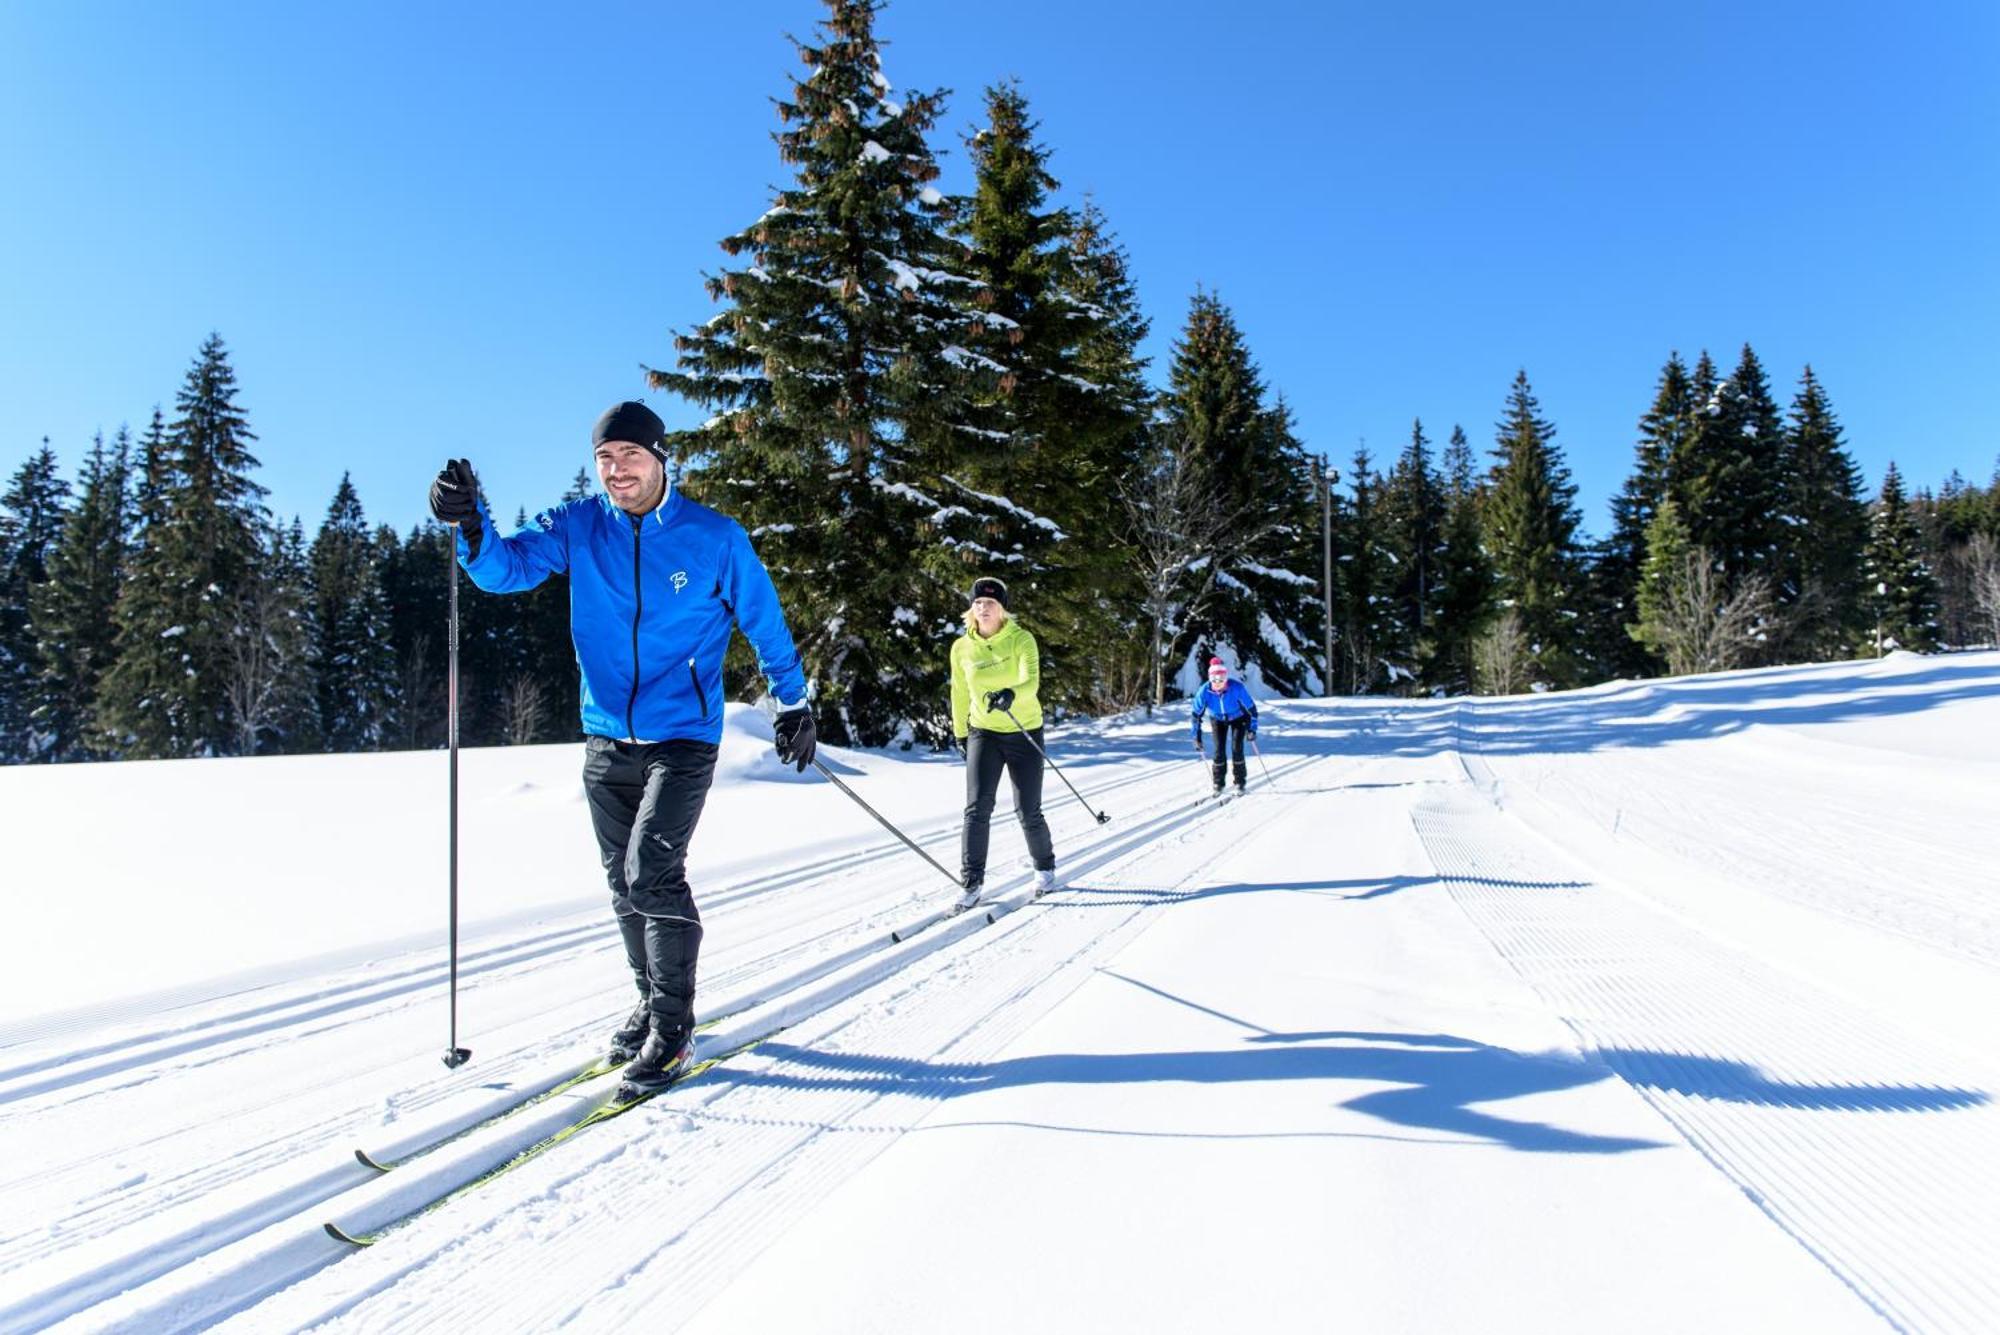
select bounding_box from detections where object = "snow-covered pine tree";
[1863,462,1940,653]
[1594,352,1695,678]
[955,86,1149,709]
[98,334,268,757]
[1164,292,1321,695]
[1483,371,1585,689]
[1332,446,1397,694]
[1778,366,1868,658]
[1682,343,1786,586]
[30,429,130,760]
[648,0,1016,745]
[0,440,72,760]
[1054,200,1153,706]
[1380,419,1448,693]
[1429,425,1496,694]
[380,522,453,750]
[227,515,316,755]
[308,474,398,751]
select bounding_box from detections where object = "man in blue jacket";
[1190,656,1258,797]
[428,400,815,1095]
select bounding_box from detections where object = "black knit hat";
[969,577,1009,608]
[592,400,668,462]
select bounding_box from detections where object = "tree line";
[3,0,1997,763]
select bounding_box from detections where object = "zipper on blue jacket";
[626,514,643,742]
[687,658,710,721]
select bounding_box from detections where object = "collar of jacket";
[967,615,1019,648]
[608,482,682,529]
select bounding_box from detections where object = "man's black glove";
[983,687,1015,714]
[773,705,816,773]
[428,459,484,558]
[954,735,968,760]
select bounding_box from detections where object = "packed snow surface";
[2,652,1996,1333]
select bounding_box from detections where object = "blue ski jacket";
[456,488,807,745]
[1190,679,1258,739]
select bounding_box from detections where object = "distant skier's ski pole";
[995,701,1109,824]
[442,542,471,1070]
[810,758,962,889]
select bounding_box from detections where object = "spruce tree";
[1430,425,1496,693]
[1056,199,1153,704]
[1778,366,1868,657]
[381,522,454,749]
[308,474,399,751]
[31,429,131,760]
[98,333,268,757]
[1380,419,1448,691]
[649,0,1013,745]
[1164,292,1322,694]
[1596,353,1695,677]
[1682,343,1785,583]
[229,515,317,755]
[1333,446,1394,693]
[1629,497,1695,668]
[1862,462,1939,653]
[956,86,1148,708]
[1483,372,1584,688]
[0,440,73,759]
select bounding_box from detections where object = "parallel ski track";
[1411,777,2000,1335]
[215,748,1356,1334]
[11,747,1333,1334]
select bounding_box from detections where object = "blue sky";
[3,1,1995,538]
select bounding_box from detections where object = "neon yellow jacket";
[950,616,1043,738]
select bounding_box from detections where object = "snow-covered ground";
[2,652,1996,1333]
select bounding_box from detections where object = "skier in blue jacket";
[427,400,815,1095]
[1190,656,1258,796]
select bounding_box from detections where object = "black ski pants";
[961,726,1055,889]
[582,735,717,1040]
[1206,717,1249,790]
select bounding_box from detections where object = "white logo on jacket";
[670,570,688,594]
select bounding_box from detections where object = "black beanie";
[592,400,668,461]
[969,577,1009,608]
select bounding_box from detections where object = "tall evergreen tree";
[955,86,1148,707]
[308,474,398,751]
[30,429,131,760]
[381,521,454,750]
[1778,366,1868,657]
[1483,371,1584,688]
[1430,424,1496,693]
[1596,352,1695,677]
[1862,462,1939,653]
[0,440,72,759]
[1332,446,1394,693]
[98,333,268,757]
[1682,343,1786,583]
[1379,419,1448,691]
[228,515,317,755]
[1165,292,1321,694]
[649,0,1014,745]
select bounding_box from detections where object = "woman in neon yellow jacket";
[950,577,1056,908]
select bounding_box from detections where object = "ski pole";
[1250,732,1272,785]
[442,541,471,1070]
[996,703,1109,825]
[811,757,963,890]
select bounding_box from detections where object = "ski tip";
[889,929,904,943]
[324,1221,374,1247]
[354,1148,390,1172]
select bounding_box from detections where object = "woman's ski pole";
[993,698,1109,824]
[1250,732,1273,785]
[442,544,471,1070]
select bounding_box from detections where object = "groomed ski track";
[3,654,1997,1333]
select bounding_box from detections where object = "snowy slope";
[2,653,1996,1333]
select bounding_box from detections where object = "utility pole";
[1313,456,1337,695]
